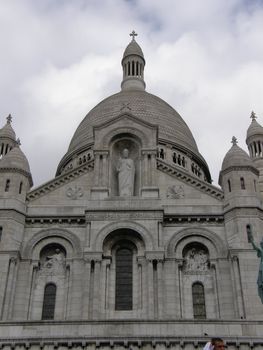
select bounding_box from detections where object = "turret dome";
[0,115,16,141]
[221,137,254,171]
[0,146,33,186]
[247,111,263,139]
[123,38,144,60]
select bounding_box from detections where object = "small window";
[19,182,23,194]
[0,227,2,241]
[240,177,245,190]
[228,179,231,192]
[42,283,56,320]
[5,179,10,192]
[246,224,252,243]
[192,282,206,319]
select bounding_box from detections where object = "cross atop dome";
[250,110,257,120]
[231,136,238,145]
[6,114,12,124]
[129,30,138,41]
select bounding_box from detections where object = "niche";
[110,135,140,197]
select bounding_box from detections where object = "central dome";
[57,35,210,181]
[68,90,199,154]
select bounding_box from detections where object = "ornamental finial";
[231,136,238,146]
[6,114,12,124]
[129,30,138,41]
[251,111,257,120]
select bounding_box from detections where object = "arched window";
[228,179,231,192]
[192,282,206,319]
[42,283,56,320]
[115,246,133,310]
[5,179,10,192]
[240,177,245,190]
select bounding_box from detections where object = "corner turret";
[219,136,260,207]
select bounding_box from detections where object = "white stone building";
[0,35,263,350]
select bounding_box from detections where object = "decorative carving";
[66,186,83,200]
[167,185,185,199]
[40,249,66,276]
[183,247,209,272]
[120,102,131,112]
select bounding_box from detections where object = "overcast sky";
[1,0,263,188]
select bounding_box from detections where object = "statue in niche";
[116,148,135,196]
[184,247,208,272]
[247,227,263,303]
[42,248,65,270]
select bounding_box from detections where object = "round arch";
[102,125,149,149]
[103,228,145,256]
[93,221,154,252]
[22,228,82,259]
[166,227,227,259]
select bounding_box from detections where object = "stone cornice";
[164,214,224,225]
[157,159,224,200]
[27,160,94,202]
[25,215,86,226]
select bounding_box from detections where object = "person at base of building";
[203,338,226,350]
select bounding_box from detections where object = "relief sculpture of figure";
[247,226,263,303]
[116,148,135,196]
[43,248,64,269]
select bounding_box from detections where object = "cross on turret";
[130,30,138,41]
[251,110,257,120]
[6,114,12,124]
[231,136,238,145]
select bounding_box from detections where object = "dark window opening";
[115,247,133,310]
[19,182,23,194]
[42,283,56,320]
[5,179,10,192]
[240,177,245,190]
[228,179,231,192]
[192,282,206,319]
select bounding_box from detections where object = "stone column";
[210,261,221,318]
[100,258,111,315]
[146,259,154,318]
[142,151,148,187]
[93,152,100,186]
[81,259,91,319]
[91,151,109,199]
[157,260,164,318]
[231,255,245,318]
[92,260,101,319]
[27,261,39,320]
[178,260,184,318]
[3,257,18,320]
[150,152,156,186]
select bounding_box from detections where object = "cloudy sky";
[1,0,263,188]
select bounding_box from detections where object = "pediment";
[27,160,94,203]
[93,112,158,149]
[157,159,224,202]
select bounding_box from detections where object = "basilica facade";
[0,35,263,349]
